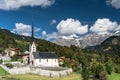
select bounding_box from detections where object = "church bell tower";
[29,23,36,66]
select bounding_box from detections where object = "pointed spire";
[32,22,34,42]
[30,15,35,44]
[31,22,34,44]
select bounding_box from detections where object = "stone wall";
[3,61,21,65]
[0,64,72,77]
[0,64,30,74]
[0,56,11,61]
[30,67,72,77]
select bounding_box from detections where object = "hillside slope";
[0,28,74,57]
[94,36,120,55]
[0,28,120,56]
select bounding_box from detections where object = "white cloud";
[42,31,79,40]
[35,27,41,32]
[42,31,47,36]
[12,23,41,36]
[51,19,57,24]
[56,18,88,35]
[41,31,59,40]
[61,34,79,39]
[106,0,120,9]
[41,18,120,40]
[90,18,120,34]
[13,23,31,36]
[45,32,58,40]
[0,0,55,10]
[41,18,88,40]
[0,27,4,29]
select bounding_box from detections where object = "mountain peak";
[54,33,120,48]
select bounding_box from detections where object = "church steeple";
[31,22,34,44]
[30,23,36,53]
[29,22,36,66]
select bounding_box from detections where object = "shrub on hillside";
[0,59,3,64]
[99,71,107,80]
[62,59,72,68]
[91,63,105,79]
[114,65,120,73]
[5,63,14,69]
[105,60,113,75]
[11,54,19,61]
[82,65,90,80]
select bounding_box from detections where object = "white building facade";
[29,41,59,67]
[33,55,59,67]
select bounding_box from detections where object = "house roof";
[33,52,58,59]
[18,54,29,57]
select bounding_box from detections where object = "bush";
[11,54,19,61]
[99,71,107,80]
[5,63,14,69]
[0,59,3,64]
[105,60,113,75]
[114,65,120,73]
[62,59,72,68]
[91,63,105,79]
[82,65,90,80]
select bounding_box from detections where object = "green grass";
[1,69,119,80]
[6,73,82,80]
[0,66,9,76]
[108,72,120,80]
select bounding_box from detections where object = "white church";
[29,26,59,67]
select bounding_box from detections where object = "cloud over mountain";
[0,0,55,10]
[90,18,120,34]
[41,31,58,40]
[56,18,88,35]
[106,0,120,9]
[42,18,120,40]
[41,18,88,40]
[45,18,120,40]
[12,23,41,36]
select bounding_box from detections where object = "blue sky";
[0,0,120,40]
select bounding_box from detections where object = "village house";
[19,53,29,64]
[5,48,20,56]
[58,56,65,65]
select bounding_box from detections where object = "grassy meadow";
[0,66,120,80]
[0,66,9,76]
[108,72,120,80]
[6,73,81,80]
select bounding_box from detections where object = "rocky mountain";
[54,32,120,48]
[53,37,80,47]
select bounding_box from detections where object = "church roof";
[33,52,58,59]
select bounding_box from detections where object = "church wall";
[34,58,59,67]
